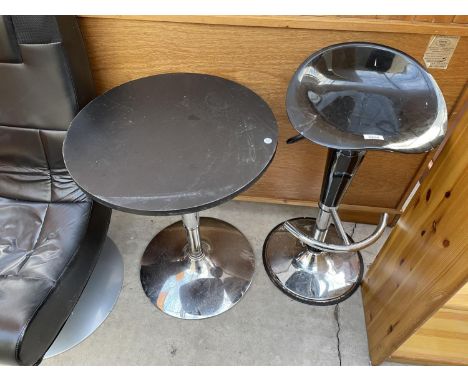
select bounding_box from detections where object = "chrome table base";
[263,218,363,305]
[45,238,124,358]
[140,217,255,319]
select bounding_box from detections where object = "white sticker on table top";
[423,36,460,70]
[363,134,384,140]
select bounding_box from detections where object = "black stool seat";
[287,42,447,153]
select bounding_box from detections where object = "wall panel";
[78,16,467,218]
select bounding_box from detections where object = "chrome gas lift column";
[263,148,389,305]
[263,42,447,305]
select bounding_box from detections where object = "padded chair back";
[0,16,94,202]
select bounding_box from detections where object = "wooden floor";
[391,284,468,365]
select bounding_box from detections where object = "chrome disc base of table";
[263,218,363,306]
[44,238,124,358]
[140,217,255,319]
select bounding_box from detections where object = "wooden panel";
[453,16,468,24]
[391,283,468,365]
[362,100,468,365]
[96,16,468,36]
[391,308,468,365]
[339,16,458,25]
[236,195,400,225]
[78,16,468,214]
[413,16,437,23]
[413,16,455,23]
[376,16,415,21]
[445,283,468,311]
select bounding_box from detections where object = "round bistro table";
[63,73,278,319]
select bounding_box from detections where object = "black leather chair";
[0,16,111,366]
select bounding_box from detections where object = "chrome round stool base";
[140,217,255,319]
[44,238,124,358]
[263,218,363,306]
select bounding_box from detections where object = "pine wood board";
[362,101,468,365]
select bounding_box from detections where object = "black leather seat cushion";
[0,16,110,365]
[0,198,91,356]
[0,198,91,279]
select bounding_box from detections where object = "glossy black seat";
[287,42,447,152]
[0,16,111,365]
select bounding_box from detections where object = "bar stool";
[263,42,447,305]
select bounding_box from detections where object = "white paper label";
[363,134,384,140]
[423,36,459,70]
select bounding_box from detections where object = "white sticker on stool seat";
[363,134,384,140]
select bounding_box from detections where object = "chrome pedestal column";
[263,149,388,305]
[140,213,255,319]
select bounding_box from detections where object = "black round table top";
[64,73,278,215]
[287,42,447,153]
